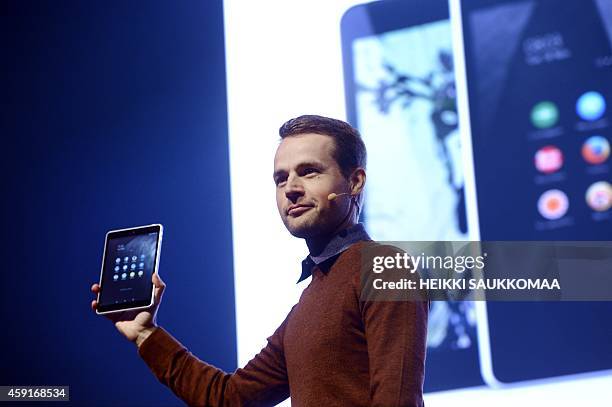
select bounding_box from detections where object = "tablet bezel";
[96,224,163,315]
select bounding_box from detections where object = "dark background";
[1,1,235,406]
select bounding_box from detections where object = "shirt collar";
[297,223,371,283]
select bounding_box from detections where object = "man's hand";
[91,272,166,347]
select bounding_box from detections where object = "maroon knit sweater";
[138,241,428,406]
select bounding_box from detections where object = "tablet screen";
[341,0,482,392]
[459,0,612,383]
[97,225,162,313]
[462,0,611,240]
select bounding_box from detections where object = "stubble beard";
[283,209,322,239]
[283,206,345,240]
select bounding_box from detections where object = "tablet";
[96,224,163,315]
[455,0,612,384]
[341,0,482,392]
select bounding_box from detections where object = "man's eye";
[275,178,287,186]
[303,168,319,176]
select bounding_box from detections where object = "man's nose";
[284,175,304,202]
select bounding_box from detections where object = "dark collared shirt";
[298,223,371,283]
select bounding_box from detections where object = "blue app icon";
[576,91,606,121]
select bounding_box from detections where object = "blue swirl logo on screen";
[576,91,606,121]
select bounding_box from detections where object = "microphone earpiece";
[328,191,362,219]
[327,192,351,201]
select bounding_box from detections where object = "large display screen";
[342,0,481,392]
[225,0,612,403]
[464,0,611,240]
[460,0,612,384]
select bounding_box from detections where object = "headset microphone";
[328,191,362,223]
[327,192,351,201]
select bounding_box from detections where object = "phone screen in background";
[464,0,611,240]
[461,0,612,383]
[342,0,482,392]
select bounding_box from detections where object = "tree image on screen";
[360,50,467,235]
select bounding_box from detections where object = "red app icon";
[534,145,563,174]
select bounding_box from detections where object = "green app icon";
[531,101,559,129]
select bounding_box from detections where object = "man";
[91,115,428,406]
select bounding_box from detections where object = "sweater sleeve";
[358,245,429,407]
[138,319,291,407]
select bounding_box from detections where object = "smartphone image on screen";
[96,224,163,315]
[341,0,483,392]
[455,0,612,385]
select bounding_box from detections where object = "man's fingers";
[91,284,99,312]
[152,272,165,289]
[152,273,165,304]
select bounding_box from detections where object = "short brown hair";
[278,115,367,179]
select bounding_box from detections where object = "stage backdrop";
[223,0,612,406]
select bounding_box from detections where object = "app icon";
[140,254,145,260]
[585,181,611,212]
[535,145,563,173]
[114,266,120,272]
[115,257,121,264]
[582,136,610,165]
[576,91,606,121]
[123,264,128,271]
[130,271,136,279]
[124,256,129,263]
[538,189,569,220]
[531,101,559,129]
[131,263,136,270]
[121,273,127,280]
[132,255,137,262]
[138,270,144,277]
[113,274,119,281]
[139,262,144,269]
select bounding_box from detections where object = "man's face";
[273,133,352,239]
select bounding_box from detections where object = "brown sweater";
[138,241,428,406]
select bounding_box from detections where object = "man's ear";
[349,167,366,196]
